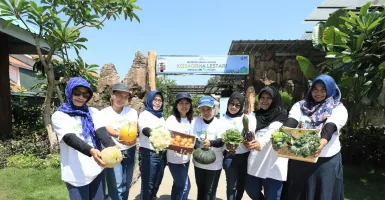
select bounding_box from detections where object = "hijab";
[144,90,164,118]
[300,74,341,127]
[56,77,101,150]
[254,86,287,131]
[226,92,245,118]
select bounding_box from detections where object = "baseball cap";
[112,83,130,93]
[198,96,215,108]
[176,92,192,102]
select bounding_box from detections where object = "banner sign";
[156,55,249,75]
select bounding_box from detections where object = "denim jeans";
[168,162,191,200]
[66,170,105,200]
[194,166,221,200]
[223,152,249,200]
[105,146,136,200]
[139,147,167,200]
[246,175,283,200]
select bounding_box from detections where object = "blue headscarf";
[144,90,164,118]
[56,77,101,150]
[300,74,341,127]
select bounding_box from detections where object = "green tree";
[156,75,177,119]
[0,0,141,152]
[297,2,385,130]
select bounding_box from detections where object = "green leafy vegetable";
[271,131,292,149]
[290,132,320,157]
[222,129,244,146]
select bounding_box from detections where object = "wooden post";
[244,86,256,114]
[147,50,156,91]
[0,33,11,139]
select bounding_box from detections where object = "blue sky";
[71,0,323,85]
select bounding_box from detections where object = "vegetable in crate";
[271,131,291,149]
[242,115,255,141]
[222,129,244,154]
[289,132,320,157]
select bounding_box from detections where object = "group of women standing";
[52,73,347,200]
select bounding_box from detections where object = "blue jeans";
[246,175,283,200]
[139,147,167,200]
[66,170,105,200]
[223,152,249,200]
[105,146,136,200]
[168,162,191,200]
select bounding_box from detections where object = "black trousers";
[194,166,222,200]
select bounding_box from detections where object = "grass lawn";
[0,168,68,200]
[0,164,383,200]
[344,164,385,200]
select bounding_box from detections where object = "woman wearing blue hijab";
[138,90,167,200]
[282,75,348,200]
[51,77,115,200]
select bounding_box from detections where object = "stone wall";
[250,52,308,102]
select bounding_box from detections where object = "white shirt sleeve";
[288,102,302,122]
[258,121,283,149]
[91,107,104,130]
[51,111,74,142]
[325,104,348,133]
[248,113,257,132]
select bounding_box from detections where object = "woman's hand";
[90,148,105,168]
[313,138,328,157]
[203,140,211,148]
[246,140,261,151]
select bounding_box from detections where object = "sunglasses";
[229,103,241,108]
[72,90,91,99]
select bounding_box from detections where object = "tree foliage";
[297,2,385,130]
[0,0,141,152]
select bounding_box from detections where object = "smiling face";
[111,91,130,108]
[228,98,241,115]
[259,91,273,110]
[72,86,91,107]
[199,106,214,120]
[177,99,191,117]
[152,94,163,111]
[311,83,327,103]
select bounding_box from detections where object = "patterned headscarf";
[144,90,164,118]
[56,77,101,150]
[300,74,341,127]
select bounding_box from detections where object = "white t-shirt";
[192,117,225,171]
[165,115,195,164]
[288,102,348,157]
[247,113,288,181]
[51,107,103,187]
[138,110,166,151]
[221,114,250,154]
[98,106,138,150]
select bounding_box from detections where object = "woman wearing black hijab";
[245,86,288,200]
[221,92,250,200]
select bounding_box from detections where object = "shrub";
[340,126,385,167]
[7,154,61,169]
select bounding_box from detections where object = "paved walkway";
[128,164,252,200]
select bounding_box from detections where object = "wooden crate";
[275,143,319,163]
[273,127,320,163]
[167,131,196,155]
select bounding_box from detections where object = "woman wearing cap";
[245,86,288,200]
[51,77,115,200]
[221,92,251,200]
[282,75,348,200]
[165,92,194,200]
[98,83,138,200]
[193,96,225,200]
[138,90,166,200]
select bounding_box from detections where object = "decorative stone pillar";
[147,50,156,91]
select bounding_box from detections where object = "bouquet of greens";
[222,129,244,155]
